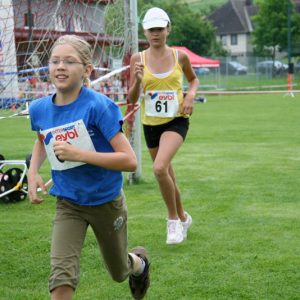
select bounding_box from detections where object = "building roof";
[295,0,300,12]
[209,0,258,35]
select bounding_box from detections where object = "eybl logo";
[40,126,79,145]
[148,91,175,101]
[39,132,53,145]
[148,92,158,100]
[158,94,175,100]
[55,128,78,141]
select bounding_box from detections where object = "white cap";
[142,7,170,30]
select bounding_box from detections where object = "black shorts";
[143,117,189,148]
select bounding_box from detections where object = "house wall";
[219,33,254,58]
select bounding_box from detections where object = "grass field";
[0,93,299,299]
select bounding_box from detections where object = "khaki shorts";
[49,191,134,292]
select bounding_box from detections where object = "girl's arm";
[127,53,144,103]
[27,138,48,204]
[179,50,199,115]
[52,131,137,172]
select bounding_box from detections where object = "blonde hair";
[51,35,93,87]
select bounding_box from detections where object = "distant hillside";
[183,0,226,14]
[137,0,227,16]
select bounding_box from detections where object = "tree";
[252,0,300,60]
[137,0,224,56]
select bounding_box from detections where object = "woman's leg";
[148,131,184,220]
[168,164,186,222]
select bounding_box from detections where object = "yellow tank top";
[140,49,185,125]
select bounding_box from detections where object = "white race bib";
[40,119,95,171]
[145,90,179,118]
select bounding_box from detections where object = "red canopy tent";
[172,46,220,68]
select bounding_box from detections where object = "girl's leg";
[50,199,88,299]
[51,286,73,300]
[90,192,151,299]
[89,192,133,282]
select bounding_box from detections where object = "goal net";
[0,0,142,180]
[0,0,133,100]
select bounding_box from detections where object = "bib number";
[145,90,178,118]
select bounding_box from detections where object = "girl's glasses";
[48,59,84,66]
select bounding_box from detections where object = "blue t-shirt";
[29,86,124,206]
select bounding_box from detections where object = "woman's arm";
[127,53,144,103]
[179,50,199,115]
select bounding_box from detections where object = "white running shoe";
[182,212,192,240]
[166,219,184,245]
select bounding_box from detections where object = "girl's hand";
[28,173,47,204]
[181,92,195,116]
[53,141,80,162]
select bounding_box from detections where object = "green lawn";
[0,93,299,299]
